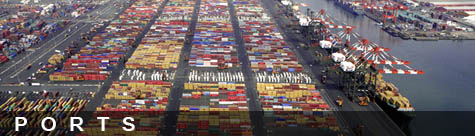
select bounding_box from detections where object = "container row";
[81,80,172,135]
[82,100,165,136]
[234,0,303,72]
[51,0,164,81]
[188,70,244,82]
[126,0,195,70]
[105,80,172,100]
[178,82,252,135]
[119,69,175,81]
[257,83,338,130]
[255,71,313,84]
[189,0,239,68]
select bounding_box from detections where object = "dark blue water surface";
[298,0,475,111]
[296,0,475,135]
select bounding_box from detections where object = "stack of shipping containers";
[189,0,239,68]
[233,0,339,133]
[0,0,342,135]
[0,91,93,135]
[125,0,195,70]
[178,82,252,135]
[78,0,169,135]
[0,3,89,63]
[81,0,203,135]
[82,81,171,136]
[176,0,252,135]
[234,0,302,73]
[50,0,161,81]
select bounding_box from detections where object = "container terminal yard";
[333,0,475,40]
[0,0,473,136]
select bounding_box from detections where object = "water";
[295,0,475,135]
[298,0,475,111]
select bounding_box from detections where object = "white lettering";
[97,117,110,131]
[15,117,27,131]
[41,117,56,131]
[70,117,84,131]
[122,117,135,131]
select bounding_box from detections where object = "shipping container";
[105,81,172,100]
[256,82,338,130]
[126,0,195,70]
[84,100,165,136]
[234,0,303,72]
[232,0,339,131]
[0,96,88,130]
[188,0,239,69]
[0,3,88,63]
[81,80,169,136]
[178,82,252,135]
[51,0,164,81]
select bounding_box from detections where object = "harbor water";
[295,0,475,135]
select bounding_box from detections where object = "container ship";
[373,76,415,133]
[375,78,415,116]
[334,0,364,16]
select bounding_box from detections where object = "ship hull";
[334,0,363,16]
[375,97,414,135]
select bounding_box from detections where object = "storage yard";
[0,0,426,136]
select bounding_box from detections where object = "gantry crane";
[307,9,423,101]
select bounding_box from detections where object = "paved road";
[0,85,98,92]
[163,0,199,135]
[0,0,120,84]
[0,85,100,104]
[227,0,266,135]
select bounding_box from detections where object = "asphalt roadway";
[163,0,199,134]
[227,0,266,135]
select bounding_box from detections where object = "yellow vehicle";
[358,96,370,106]
[48,53,64,65]
[39,69,48,74]
[336,96,343,107]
